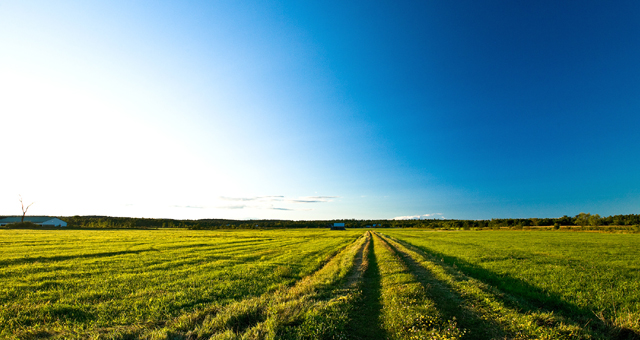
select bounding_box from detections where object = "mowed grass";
[0,229,362,339]
[382,229,640,339]
[2,228,640,339]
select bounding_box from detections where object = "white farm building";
[0,216,67,227]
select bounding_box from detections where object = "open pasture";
[380,230,640,339]
[0,229,362,339]
[1,229,639,339]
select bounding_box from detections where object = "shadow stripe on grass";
[345,232,388,340]
[135,233,369,339]
[377,233,506,340]
[380,233,626,340]
[370,232,466,340]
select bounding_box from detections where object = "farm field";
[1,229,639,339]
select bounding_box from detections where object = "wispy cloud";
[217,205,312,211]
[220,196,285,202]
[218,205,247,210]
[219,197,255,202]
[288,199,324,203]
[287,196,338,203]
[393,213,444,220]
[165,195,338,211]
[220,195,338,205]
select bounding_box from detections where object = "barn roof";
[0,216,64,223]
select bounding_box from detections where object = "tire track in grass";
[276,231,374,339]
[344,231,371,288]
[377,233,506,339]
[379,233,598,340]
[371,232,466,340]
[140,233,369,339]
[203,232,369,339]
[345,231,387,340]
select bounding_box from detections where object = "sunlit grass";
[2,228,639,339]
[371,232,466,339]
[0,229,361,339]
[382,229,640,338]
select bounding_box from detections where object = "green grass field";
[1,229,638,339]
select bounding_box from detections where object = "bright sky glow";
[2,1,639,220]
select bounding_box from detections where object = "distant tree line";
[51,213,640,230]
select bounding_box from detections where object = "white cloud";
[220,195,338,205]
[218,205,248,210]
[215,195,336,212]
[220,196,285,202]
[393,213,444,220]
[287,196,337,203]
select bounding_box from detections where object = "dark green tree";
[575,212,590,227]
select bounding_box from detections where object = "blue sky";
[1,1,639,220]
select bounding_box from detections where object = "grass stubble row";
[368,232,467,340]
[3,229,639,339]
[0,229,362,339]
[153,230,372,339]
[379,230,640,340]
[377,233,584,339]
